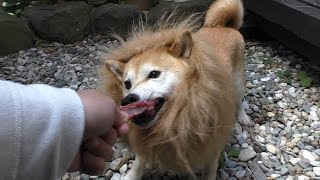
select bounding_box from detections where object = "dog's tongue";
[119,100,155,120]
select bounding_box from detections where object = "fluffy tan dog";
[98,0,250,179]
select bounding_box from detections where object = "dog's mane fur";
[97,13,201,103]
[98,13,237,176]
[104,13,201,63]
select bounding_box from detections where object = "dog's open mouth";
[119,98,165,127]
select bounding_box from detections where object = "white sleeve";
[0,80,85,180]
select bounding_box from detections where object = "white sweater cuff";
[0,80,85,179]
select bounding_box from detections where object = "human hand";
[67,90,129,175]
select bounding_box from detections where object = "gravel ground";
[1,35,320,180]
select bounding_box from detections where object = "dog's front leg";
[237,103,252,126]
[201,157,219,180]
[122,155,144,180]
[233,72,252,126]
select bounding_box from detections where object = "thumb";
[113,110,129,128]
[78,90,117,140]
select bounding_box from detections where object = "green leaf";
[263,58,272,65]
[297,71,312,87]
[284,78,291,85]
[227,149,240,158]
[276,70,292,83]
[299,77,312,87]
[297,71,307,79]
[35,39,44,47]
[276,70,285,78]
[283,70,291,77]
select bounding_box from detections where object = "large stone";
[147,0,214,25]
[0,12,33,55]
[24,2,92,43]
[239,147,257,161]
[127,0,154,11]
[93,3,144,39]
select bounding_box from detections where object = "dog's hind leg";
[121,155,144,180]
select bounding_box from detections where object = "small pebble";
[119,164,128,174]
[235,170,246,179]
[266,143,278,154]
[313,167,320,176]
[301,150,316,161]
[239,147,257,161]
[110,173,121,180]
[310,161,320,167]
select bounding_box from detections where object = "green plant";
[262,58,272,65]
[227,148,240,158]
[276,70,290,79]
[34,38,50,47]
[297,71,312,87]
[2,0,54,17]
[276,69,292,84]
[218,153,225,168]
[2,0,31,16]
[218,148,240,168]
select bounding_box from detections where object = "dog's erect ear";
[168,31,193,58]
[105,60,124,81]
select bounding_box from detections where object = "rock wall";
[0,0,214,56]
[0,12,33,55]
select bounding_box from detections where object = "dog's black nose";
[121,94,140,106]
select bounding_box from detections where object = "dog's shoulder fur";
[98,0,245,175]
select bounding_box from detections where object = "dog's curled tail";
[204,0,244,30]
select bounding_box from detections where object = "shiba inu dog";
[98,0,250,179]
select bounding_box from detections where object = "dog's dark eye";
[124,80,131,90]
[148,70,161,79]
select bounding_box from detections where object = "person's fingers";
[116,123,129,138]
[113,110,129,128]
[84,138,113,161]
[81,151,106,175]
[100,128,117,145]
[111,111,129,138]
[77,90,117,140]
